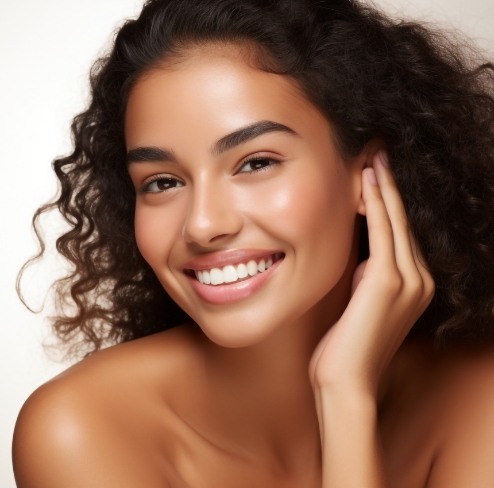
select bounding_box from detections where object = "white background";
[1,1,493,486]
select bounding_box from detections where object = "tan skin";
[13,44,494,487]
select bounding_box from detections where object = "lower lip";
[187,259,283,305]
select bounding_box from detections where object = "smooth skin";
[13,44,494,488]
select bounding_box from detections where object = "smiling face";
[125,44,367,348]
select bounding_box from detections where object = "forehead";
[124,44,328,148]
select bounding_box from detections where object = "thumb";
[351,260,368,294]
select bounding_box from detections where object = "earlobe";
[357,195,366,216]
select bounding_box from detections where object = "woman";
[13,0,494,486]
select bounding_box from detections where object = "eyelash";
[236,156,281,174]
[139,156,281,194]
[140,175,184,193]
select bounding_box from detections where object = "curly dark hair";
[21,0,494,357]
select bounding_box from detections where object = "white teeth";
[236,263,248,279]
[247,260,258,276]
[223,265,237,283]
[202,270,211,284]
[193,255,278,286]
[210,268,224,285]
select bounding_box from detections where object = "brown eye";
[238,157,280,174]
[142,176,184,193]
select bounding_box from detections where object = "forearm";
[315,386,389,488]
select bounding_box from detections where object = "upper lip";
[183,249,283,271]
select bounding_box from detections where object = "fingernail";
[377,150,389,168]
[365,168,377,185]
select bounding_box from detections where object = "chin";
[192,312,286,349]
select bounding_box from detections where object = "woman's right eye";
[141,176,184,193]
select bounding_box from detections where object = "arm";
[310,151,435,487]
[314,385,385,486]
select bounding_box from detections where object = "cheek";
[250,167,358,244]
[133,203,181,267]
[257,166,359,295]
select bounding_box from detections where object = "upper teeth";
[195,257,274,286]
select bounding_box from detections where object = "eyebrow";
[212,120,297,155]
[126,146,176,165]
[126,120,297,165]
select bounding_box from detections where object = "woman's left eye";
[237,157,280,174]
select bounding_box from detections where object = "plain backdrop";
[1,1,493,486]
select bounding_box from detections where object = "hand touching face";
[310,151,435,394]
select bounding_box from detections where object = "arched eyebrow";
[126,120,298,165]
[212,120,297,155]
[126,146,176,164]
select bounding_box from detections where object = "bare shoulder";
[427,344,494,487]
[13,324,204,488]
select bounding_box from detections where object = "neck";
[197,269,353,473]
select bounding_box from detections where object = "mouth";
[185,252,284,286]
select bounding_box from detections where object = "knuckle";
[412,272,435,310]
[406,276,424,301]
[381,271,403,295]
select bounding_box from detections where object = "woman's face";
[126,44,367,347]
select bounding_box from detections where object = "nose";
[182,181,243,247]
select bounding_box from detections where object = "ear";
[355,139,385,216]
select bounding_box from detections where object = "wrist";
[312,366,380,403]
[315,382,378,410]
[315,381,386,488]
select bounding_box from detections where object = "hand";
[309,150,435,397]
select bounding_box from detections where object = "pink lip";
[186,256,283,305]
[183,249,282,271]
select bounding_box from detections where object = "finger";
[374,151,435,308]
[408,228,436,306]
[351,260,367,294]
[373,151,416,274]
[361,167,396,271]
